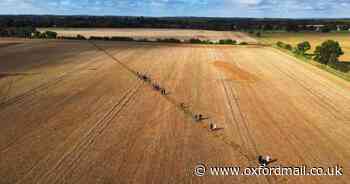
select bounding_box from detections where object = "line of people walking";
[137,71,220,132]
[136,71,275,168]
[137,72,167,95]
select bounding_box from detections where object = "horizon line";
[1,14,350,20]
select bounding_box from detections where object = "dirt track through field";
[0,39,349,184]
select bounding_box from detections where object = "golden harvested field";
[39,28,257,43]
[259,32,350,61]
[0,38,350,184]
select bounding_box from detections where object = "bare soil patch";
[213,61,258,82]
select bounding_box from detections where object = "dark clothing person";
[258,155,271,167]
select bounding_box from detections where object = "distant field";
[259,32,350,61]
[38,28,257,43]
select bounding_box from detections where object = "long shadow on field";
[329,61,350,73]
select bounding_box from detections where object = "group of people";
[136,72,151,83]
[193,114,203,122]
[194,113,218,131]
[136,72,167,95]
[152,83,166,95]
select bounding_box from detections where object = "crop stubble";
[0,39,349,184]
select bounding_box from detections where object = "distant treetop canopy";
[0,15,349,32]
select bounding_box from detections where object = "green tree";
[313,40,344,65]
[44,31,57,39]
[285,44,292,51]
[14,27,35,38]
[219,39,237,45]
[189,38,202,44]
[76,34,86,40]
[32,30,43,38]
[276,41,284,48]
[320,26,331,33]
[255,32,262,37]
[296,41,311,55]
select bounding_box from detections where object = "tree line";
[0,26,246,45]
[1,15,350,32]
[277,40,349,73]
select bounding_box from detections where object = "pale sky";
[1,0,349,18]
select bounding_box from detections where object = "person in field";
[161,88,166,95]
[194,114,203,122]
[209,122,217,131]
[258,155,273,167]
[153,83,161,91]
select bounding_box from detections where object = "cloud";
[0,0,46,14]
[234,0,264,5]
[0,0,349,18]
